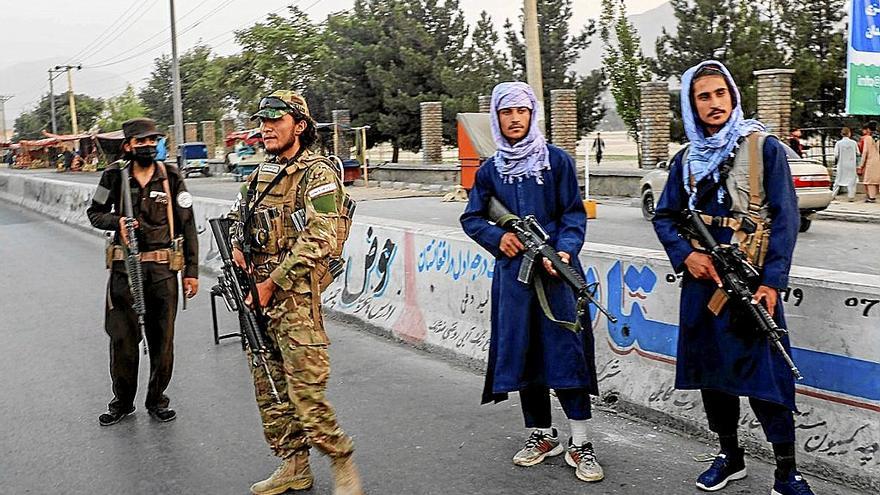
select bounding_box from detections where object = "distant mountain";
[575,1,676,131]
[576,1,677,75]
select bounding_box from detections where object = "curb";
[816,210,880,224]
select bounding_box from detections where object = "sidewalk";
[816,194,880,223]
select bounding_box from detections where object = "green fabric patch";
[311,193,338,213]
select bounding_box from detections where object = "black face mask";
[129,145,157,166]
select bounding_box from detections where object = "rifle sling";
[533,272,581,333]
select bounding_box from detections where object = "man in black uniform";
[87,118,199,426]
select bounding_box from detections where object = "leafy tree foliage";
[13,93,103,140]
[96,85,147,132]
[139,45,226,128]
[600,0,649,143]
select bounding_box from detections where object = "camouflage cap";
[251,90,313,121]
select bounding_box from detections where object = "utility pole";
[55,65,82,135]
[523,0,545,133]
[169,0,185,168]
[48,69,64,134]
[0,95,12,142]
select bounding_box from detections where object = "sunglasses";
[258,97,294,111]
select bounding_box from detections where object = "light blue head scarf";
[490,82,550,184]
[681,60,765,208]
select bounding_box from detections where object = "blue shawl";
[681,60,765,208]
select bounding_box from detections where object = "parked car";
[638,143,833,232]
[179,142,211,178]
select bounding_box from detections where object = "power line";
[83,0,240,69]
[64,0,141,65]
[74,0,218,66]
[76,0,162,64]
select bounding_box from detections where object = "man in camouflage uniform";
[229,91,363,495]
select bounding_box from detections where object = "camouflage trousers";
[250,289,354,460]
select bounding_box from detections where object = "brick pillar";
[166,125,176,160]
[420,101,443,164]
[200,120,216,158]
[184,122,198,143]
[550,89,578,158]
[639,81,670,169]
[221,118,236,152]
[551,89,581,194]
[478,95,491,113]
[754,68,795,137]
[331,109,351,160]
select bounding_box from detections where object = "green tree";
[504,0,596,133]
[576,70,607,135]
[96,85,147,131]
[600,0,649,144]
[221,5,329,122]
[467,11,514,94]
[13,93,103,140]
[140,45,226,128]
[325,0,472,161]
[780,0,846,127]
[651,0,843,143]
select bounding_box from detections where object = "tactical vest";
[683,132,773,267]
[245,153,354,291]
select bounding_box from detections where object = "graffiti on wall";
[417,239,494,282]
[595,259,880,413]
[324,226,400,322]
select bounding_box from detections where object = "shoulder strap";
[157,162,175,239]
[747,133,763,212]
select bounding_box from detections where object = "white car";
[638,144,833,232]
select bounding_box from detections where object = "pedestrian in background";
[832,127,858,201]
[461,82,605,484]
[857,123,880,203]
[592,132,605,165]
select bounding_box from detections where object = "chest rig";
[242,160,309,260]
[240,154,355,291]
[686,132,773,268]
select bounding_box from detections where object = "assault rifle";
[209,217,281,403]
[119,165,148,355]
[486,197,617,330]
[681,209,803,380]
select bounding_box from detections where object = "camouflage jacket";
[229,150,343,294]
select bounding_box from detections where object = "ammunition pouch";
[169,236,185,272]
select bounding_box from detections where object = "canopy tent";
[224,128,262,148]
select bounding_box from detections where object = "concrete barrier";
[1,170,877,490]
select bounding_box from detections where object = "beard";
[265,134,297,155]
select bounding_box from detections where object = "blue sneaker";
[771,471,814,495]
[696,452,747,491]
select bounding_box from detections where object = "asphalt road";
[24,170,879,275]
[0,200,868,494]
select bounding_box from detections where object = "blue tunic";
[652,136,800,410]
[460,145,598,404]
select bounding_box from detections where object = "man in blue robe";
[460,82,603,483]
[652,61,814,495]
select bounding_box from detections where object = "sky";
[0,0,668,130]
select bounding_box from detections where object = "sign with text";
[847,1,880,114]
